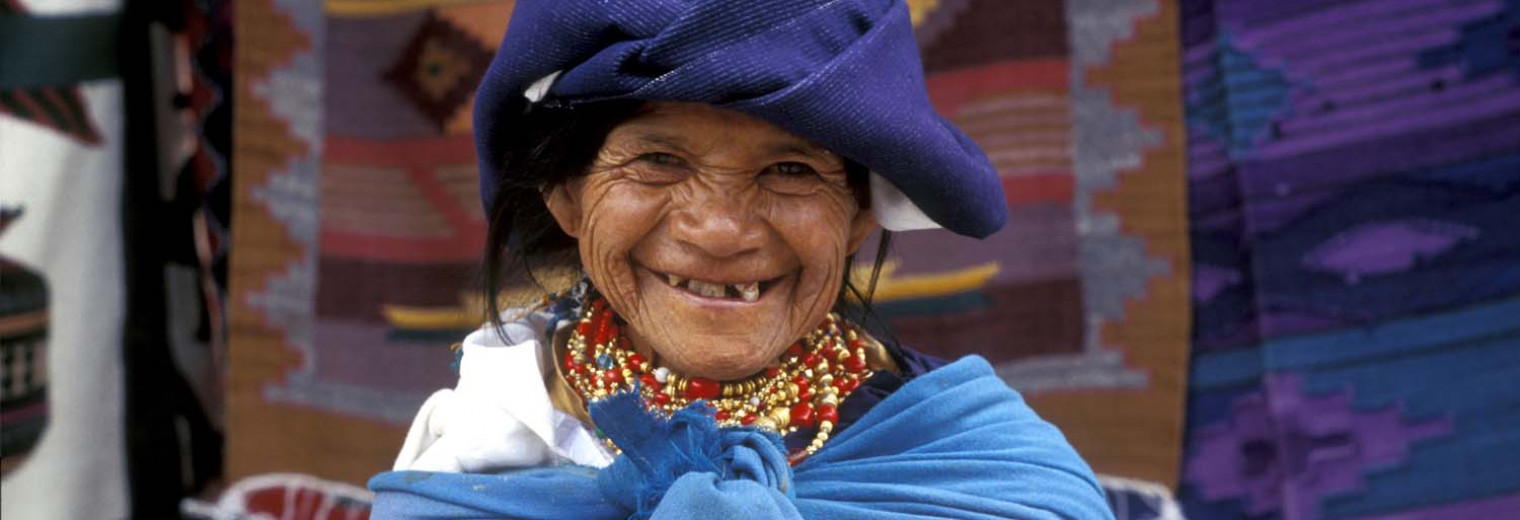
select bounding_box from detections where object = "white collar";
[391,310,614,473]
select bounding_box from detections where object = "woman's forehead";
[613,102,837,160]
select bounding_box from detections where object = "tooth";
[737,282,760,302]
[667,274,684,287]
[688,280,727,298]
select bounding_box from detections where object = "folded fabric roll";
[369,356,1114,519]
[474,0,1009,238]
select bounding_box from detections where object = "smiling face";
[544,102,876,380]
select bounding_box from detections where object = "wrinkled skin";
[545,102,876,381]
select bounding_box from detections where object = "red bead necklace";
[562,295,875,464]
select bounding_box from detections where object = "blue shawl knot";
[592,392,794,518]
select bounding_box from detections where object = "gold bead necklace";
[561,295,875,464]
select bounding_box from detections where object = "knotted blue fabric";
[369,356,1114,519]
[474,0,1009,238]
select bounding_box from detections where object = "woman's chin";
[665,349,776,380]
[641,323,792,378]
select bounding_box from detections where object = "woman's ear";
[846,208,879,254]
[543,183,584,238]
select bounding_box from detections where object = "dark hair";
[480,101,899,355]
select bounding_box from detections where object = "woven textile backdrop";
[228,0,1194,488]
[1178,0,1520,519]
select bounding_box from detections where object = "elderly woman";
[370,0,1111,518]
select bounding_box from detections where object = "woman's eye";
[627,152,690,184]
[638,152,684,166]
[767,162,818,177]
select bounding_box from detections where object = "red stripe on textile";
[321,136,487,263]
[9,91,56,130]
[324,135,476,168]
[0,400,48,425]
[321,231,482,263]
[404,165,486,232]
[50,88,101,143]
[40,88,83,136]
[925,59,1070,116]
[1002,174,1073,206]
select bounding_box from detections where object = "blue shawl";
[369,356,1112,519]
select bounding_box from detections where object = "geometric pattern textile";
[1179,0,1520,518]
[228,0,506,486]
[383,12,492,130]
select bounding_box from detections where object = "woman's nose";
[669,190,766,259]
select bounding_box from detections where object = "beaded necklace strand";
[561,295,875,465]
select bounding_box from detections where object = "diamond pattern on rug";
[383,11,493,130]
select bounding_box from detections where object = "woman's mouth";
[645,268,781,303]
[663,274,763,302]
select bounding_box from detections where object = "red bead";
[593,320,611,345]
[785,343,803,357]
[840,379,859,393]
[639,373,659,390]
[602,371,621,384]
[793,375,808,386]
[563,352,578,372]
[843,354,867,372]
[803,352,821,367]
[577,321,592,337]
[766,367,782,378]
[790,402,815,428]
[796,384,812,400]
[818,404,838,424]
[655,393,672,405]
[628,353,646,367]
[685,377,720,400]
[848,338,863,350]
[715,410,730,421]
[741,414,757,425]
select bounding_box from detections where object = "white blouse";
[391,310,615,473]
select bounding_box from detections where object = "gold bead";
[769,407,790,427]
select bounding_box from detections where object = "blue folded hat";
[475,0,1008,238]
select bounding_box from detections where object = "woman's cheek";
[578,180,663,311]
[771,193,854,314]
[771,191,856,256]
